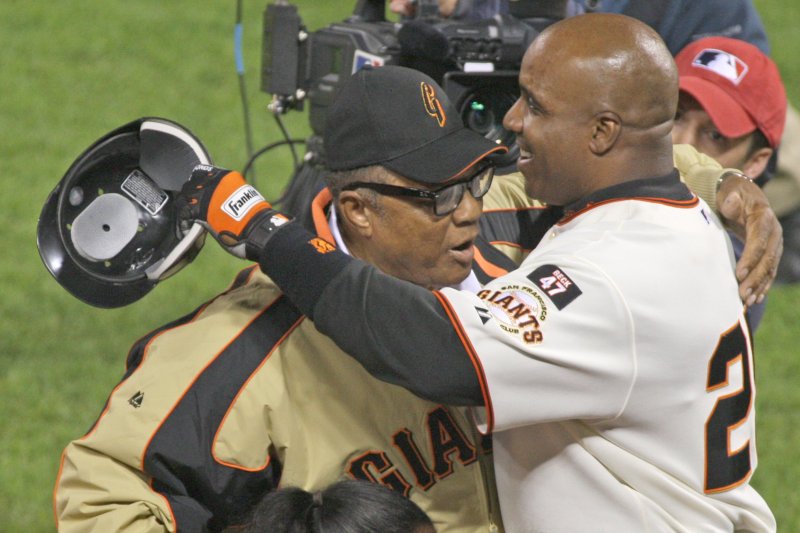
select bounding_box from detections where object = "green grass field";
[1,1,798,531]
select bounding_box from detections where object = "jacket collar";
[310,187,336,243]
[560,169,698,224]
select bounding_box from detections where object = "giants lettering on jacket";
[347,406,483,496]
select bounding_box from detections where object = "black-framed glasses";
[340,164,495,216]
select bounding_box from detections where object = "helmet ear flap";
[37,117,212,308]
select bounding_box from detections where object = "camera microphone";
[397,20,450,62]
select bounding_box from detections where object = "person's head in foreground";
[244,479,436,533]
[673,36,787,183]
[322,65,506,290]
[502,12,679,205]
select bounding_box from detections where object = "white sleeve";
[440,254,637,433]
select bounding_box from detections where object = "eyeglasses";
[340,165,495,216]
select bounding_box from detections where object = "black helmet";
[37,117,211,308]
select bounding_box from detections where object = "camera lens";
[460,92,515,146]
[458,87,518,168]
[445,73,520,169]
[465,99,494,136]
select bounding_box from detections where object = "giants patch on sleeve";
[527,265,582,310]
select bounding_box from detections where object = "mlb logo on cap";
[675,36,787,149]
[691,49,749,85]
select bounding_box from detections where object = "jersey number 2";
[705,322,753,493]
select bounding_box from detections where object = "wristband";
[716,170,753,191]
[244,210,294,261]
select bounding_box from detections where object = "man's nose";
[503,98,524,134]
[451,188,482,224]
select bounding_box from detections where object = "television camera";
[260,0,572,218]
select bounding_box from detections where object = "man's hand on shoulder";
[717,171,783,306]
[673,145,781,305]
[177,165,292,260]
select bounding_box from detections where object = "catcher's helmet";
[37,117,211,308]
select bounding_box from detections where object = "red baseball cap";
[675,36,787,148]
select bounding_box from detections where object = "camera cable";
[235,0,257,182]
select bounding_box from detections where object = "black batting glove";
[176,164,293,260]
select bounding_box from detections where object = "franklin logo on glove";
[177,164,294,260]
[222,185,266,221]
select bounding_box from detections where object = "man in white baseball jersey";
[181,13,775,531]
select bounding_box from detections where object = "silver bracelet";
[716,170,754,191]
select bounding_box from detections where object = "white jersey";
[258,171,776,531]
[440,175,776,531]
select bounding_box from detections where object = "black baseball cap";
[324,65,507,184]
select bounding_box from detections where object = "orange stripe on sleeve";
[473,245,510,279]
[432,291,494,433]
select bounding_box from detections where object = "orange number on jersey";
[704,322,754,493]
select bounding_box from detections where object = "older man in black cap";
[54,66,513,533]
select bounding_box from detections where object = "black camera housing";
[443,70,521,162]
[305,20,401,137]
[259,1,576,223]
[261,0,570,168]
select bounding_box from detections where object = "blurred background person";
[673,37,785,186]
[391,0,769,54]
[672,36,787,330]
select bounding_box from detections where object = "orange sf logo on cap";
[308,237,335,254]
[420,82,446,127]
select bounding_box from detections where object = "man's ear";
[742,147,773,180]
[589,112,622,155]
[337,190,375,238]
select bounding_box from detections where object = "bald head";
[533,13,678,129]
[503,13,679,205]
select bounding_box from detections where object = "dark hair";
[326,165,387,198]
[275,164,392,232]
[244,479,436,533]
[747,128,771,160]
[326,165,392,220]
[748,128,773,184]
